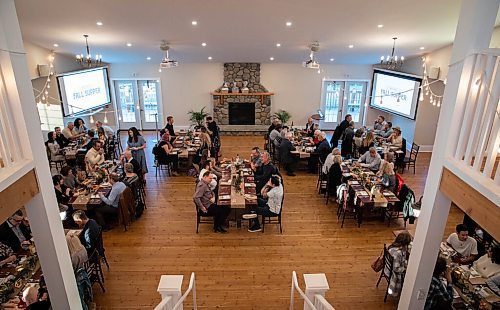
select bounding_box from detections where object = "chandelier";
[76,34,102,67]
[380,37,404,70]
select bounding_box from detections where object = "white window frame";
[36,103,64,131]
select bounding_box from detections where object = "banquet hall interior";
[0,0,499,309]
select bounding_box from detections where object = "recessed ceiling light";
[276,43,281,47]
[286,21,292,27]
[146,57,151,60]
[192,20,198,26]
[53,43,59,47]
[419,46,425,50]
[201,42,207,47]
[126,43,132,47]
[208,56,212,60]
[270,57,274,61]
[377,24,383,28]
[348,44,354,48]
[330,58,334,62]
[96,21,103,26]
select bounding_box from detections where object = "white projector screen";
[57,67,111,116]
[370,69,422,119]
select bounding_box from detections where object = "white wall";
[109,62,373,129]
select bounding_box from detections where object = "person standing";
[330,114,352,148]
[164,116,176,143]
[127,127,148,176]
[341,121,355,158]
[279,132,297,176]
[206,116,220,159]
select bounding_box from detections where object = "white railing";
[0,62,34,191]
[154,273,197,310]
[446,48,500,204]
[290,271,335,310]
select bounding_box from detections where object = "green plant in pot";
[188,107,209,129]
[273,110,292,125]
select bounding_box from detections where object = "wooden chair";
[194,202,214,233]
[96,228,110,271]
[402,142,420,174]
[118,187,135,231]
[84,249,105,293]
[376,244,394,303]
[337,187,358,228]
[262,193,284,234]
[316,157,327,194]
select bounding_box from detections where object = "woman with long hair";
[127,127,148,175]
[47,131,65,162]
[158,132,179,176]
[378,152,396,193]
[385,231,412,297]
[73,118,87,135]
[359,131,375,155]
[66,233,88,270]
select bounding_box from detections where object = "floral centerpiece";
[233,174,243,194]
[94,167,107,184]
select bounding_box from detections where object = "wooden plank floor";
[94,134,463,310]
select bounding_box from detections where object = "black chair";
[154,146,173,177]
[194,202,214,233]
[385,175,406,227]
[376,244,394,303]
[402,142,420,174]
[262,193,284,234]
[337,187,358,228]
[316,157,327,194]
[96,228,110,271]
[84,249,105,293]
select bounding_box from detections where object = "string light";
[103,111,108,124]
[34,52,55,105]
[89,114,95,124]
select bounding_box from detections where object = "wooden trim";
[210,92,274,96]
[0,169,39,223]
[440,167,500,240]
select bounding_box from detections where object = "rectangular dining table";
[68,186,112,211]
[217,161,257,228]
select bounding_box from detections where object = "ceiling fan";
[159,41,178,69]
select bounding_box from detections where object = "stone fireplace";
[212,63,273,134]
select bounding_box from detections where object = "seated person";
[386,231,412,297]
[22,286,50,310]
[199,160,218,191]
[377,121,394,138]
[72,211,100,254]
[60,166,77,189]
[96,120,115,138]
[52,175,72,210]
[250,147,262,171]
[85,140,105,171]
[279,132,297,176]
[164,115,177,143]
[157,132,179,176]
[357,147,382,171]
[447,224,478,265]
[309,129,321,145]
[473,243,500,279]
[322,148,341,174]
[359,131,375,156]
[353,127,365,150]
[387,127,403,150]
[62,122,84,141]
[425,256,453,310]
[96,173,127,228]
[46,131,65,162]
[121,150,142,176]
[327,155,343,197]
[84,130,99,152]
[316,132,331,162]
[193,171,230,233]
[54,126,70,147]
[65,233,88,270]
[269,124,282,147]
[122,163,139,186]
[304,117,314,135]
[246,175,283,232]
[0,242,16,266]
[0,210,31,251]
[254,152,279,194]
[486,273,500,296]
[378,159,396,193]
[373,115,387,131]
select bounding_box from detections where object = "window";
[321,80,368,126]
[37,103,64,131]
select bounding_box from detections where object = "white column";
[398,0,500,309]
[0,0,82,308]
[157,275,184,310]
[303,273,329,310]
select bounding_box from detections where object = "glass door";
[115,80,162,130]
[320,80,368,129]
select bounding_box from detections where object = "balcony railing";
[445,48,500,205]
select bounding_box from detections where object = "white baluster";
[157,275,184,310]
[303,273,330,310]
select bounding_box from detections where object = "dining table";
[341,161,400,225]
[217,160,257,228]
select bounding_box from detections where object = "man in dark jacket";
[255,151,279,194]
[72,210,100,254]
[330,114,352,148]
[0,210,31,252]
[341,121,355,158]
[279,132,297,176]
[164,116,176,143]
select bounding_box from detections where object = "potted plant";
[273,110,292,125]
[188,107,209,129]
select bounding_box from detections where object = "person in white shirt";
[96,121,115,138]
[387,127,403,150]
[245,175,283,232]
[357,147,382,171]
[85,140,105,171]
[62,122,84,140]
[447,224,478,264]
[322,147,341,174]
[199,161,218,191]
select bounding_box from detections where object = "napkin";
[219,195,231,200]
[91,194,100,199]
[358,191,369,196]
[244,183,256,187]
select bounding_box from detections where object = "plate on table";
[219,195,231,200]
[350,180,359,185]
[220,181,231,186]
[383,192,394,196]
[244,183,256,187]
[100,182,111,187]
[244,194,257,200]
[358,191,369,196]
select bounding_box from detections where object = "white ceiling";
[13,0,498,65]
